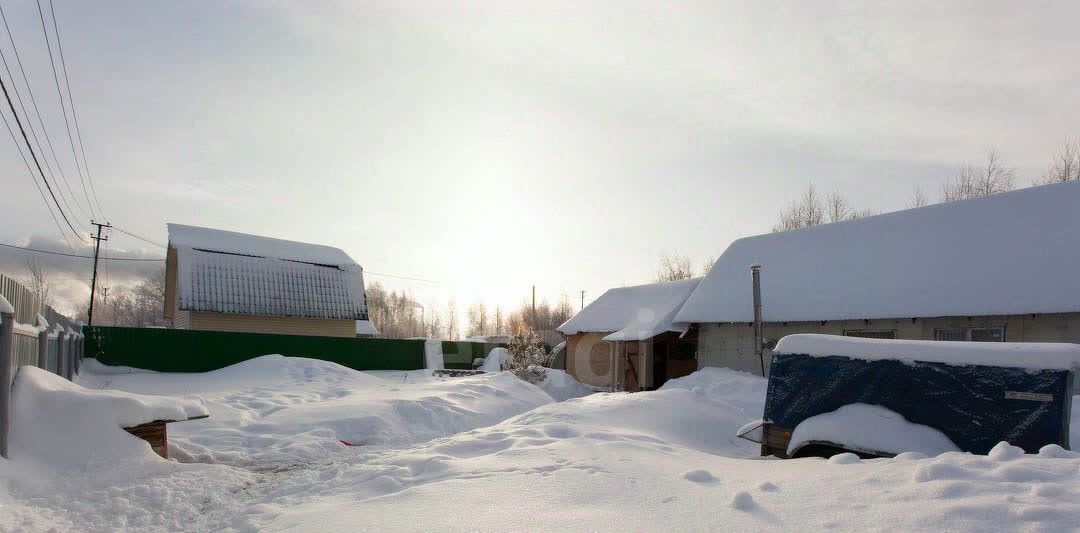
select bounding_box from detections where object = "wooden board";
[124,421,169,458]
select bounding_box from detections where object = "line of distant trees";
[69,266,169,328]
[775,140,1079,232]
[364,281,574,340]
[657,140,1080,282]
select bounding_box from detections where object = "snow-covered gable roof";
[558,278,701,342]
[169,224,367,320]
[674,181,1080,324]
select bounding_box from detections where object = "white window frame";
[934,326,1005,342]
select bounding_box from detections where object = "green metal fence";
[85,326,426,373]
[440,341,504,370]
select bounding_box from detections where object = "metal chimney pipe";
[751,265,765,376]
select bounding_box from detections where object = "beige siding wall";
[566,333,654,390]
[173,309,191,329]
[698,312,1080,376]
[186,311,355,338]
[566,332,613,388]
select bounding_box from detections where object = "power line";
[0,241,164,262]
[35,0,93,221]
[111,225,165,248]
[0,2,88,222]
[47,0,102,216]
[365,270,437,283]
[0,69,82,241]
[0,98,73,252]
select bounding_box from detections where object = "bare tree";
[774,185,869,231]
[76,268,168,327]
[23,258,52,309]
[467,301,490,337]
[825,192,851,223]
[773,185,825,231]
[908,186,929,208]
[849,208,876,219]
[506,295,574,335]
[425,300,444,339]
[701,256,715,276]
[656,253,695,282]
[1036,138,1080,185]
[364,281,427,338]
[446,299,459,340]
[942,149,1015,201]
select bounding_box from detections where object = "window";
[844,330,896,339]
[934,327,1005,342]
[969,327,1004,342]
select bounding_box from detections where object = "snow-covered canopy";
[674,181,1080,324]
[775,334,1080,370]
[557,278,701,342]
[169,224,367,320]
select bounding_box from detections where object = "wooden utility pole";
[531,285,536,330]
[580,290,585,311]
[87,221,110,326]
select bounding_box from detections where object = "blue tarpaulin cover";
[764,353,1073,454]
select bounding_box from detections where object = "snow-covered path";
[2,357,1078,532]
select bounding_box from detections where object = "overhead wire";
[111,225,166,248]
[0,1,90,224]
[34,0,93,221]
[0,97,73,252]
[0,241,163,262]
[47,0,102,216]
[0,69,84,242]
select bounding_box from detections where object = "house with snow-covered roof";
[557,277,701,391]
[673,180,1080,376]
[164,224,368,338]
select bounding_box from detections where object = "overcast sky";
[1,1,1078,317]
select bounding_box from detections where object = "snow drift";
[9,366,207,468]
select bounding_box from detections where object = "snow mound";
[537,368,594,401]
[775,334,1080,370]
[730,490,755,510]
[501,368,768,457]
[987,441,1025,461]
[10,367,207,468]
[481,347,509,372]
[788,403,959,457]
[81,356,553,467]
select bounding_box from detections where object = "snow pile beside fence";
[9,367,207,468]
[537,368,594,401]
[76,355,554,467]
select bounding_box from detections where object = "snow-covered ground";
[1,356,1077,532]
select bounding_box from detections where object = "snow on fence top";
[557,278,701,341]
[673,181,1080,324]
[774,334,1080,370]
[9,366,208,467]
[169,224,367,320]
